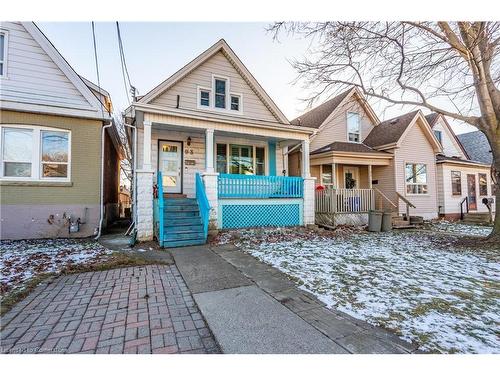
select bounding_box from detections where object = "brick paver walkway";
[0,265,219,354]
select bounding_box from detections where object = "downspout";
[95,122,112,239]
[123,121,137,231]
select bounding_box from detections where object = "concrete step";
[163,238,207,248]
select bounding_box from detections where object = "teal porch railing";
[218,174,303,199]
[153,172,165,247]
[196,173,210,238]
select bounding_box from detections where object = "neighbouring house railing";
[316,186,375,213]
[218,174,303,198]
[460,196,469,220]
[374,187,398,211]
[195,173,210,238]
[153,172,165,247]
[396,192,416,220]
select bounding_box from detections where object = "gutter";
[95,121,112,240]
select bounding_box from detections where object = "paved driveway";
[0,265,219,354]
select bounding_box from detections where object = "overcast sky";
[38,22,476,134]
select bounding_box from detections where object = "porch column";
[136,120,154,242]
[332,163,337,188]
[301,138,315,225]
[203,128,218,230]
[301,139,310,178]
[368,164,373,189]
[205,128,215,173]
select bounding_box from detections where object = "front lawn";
[216,226,500,354]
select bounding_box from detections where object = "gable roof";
[310,141,391,156]
[290,89,353,128]
[364,110,442,152]
[425,112,469,159]
[457,131,493,164]
[19,22,108,119]
[137,39,289,124]
[290,87,380,129]
[364,110,420,148]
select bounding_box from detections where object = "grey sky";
[38,22,476,134]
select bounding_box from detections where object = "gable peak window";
[434,130,443,145]
[230,95,240,111]
[0,31,7,77]
[215,78,226,109]
[347,112,360,143]
[200,89,210,107]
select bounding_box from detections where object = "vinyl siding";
[433,118,466,158]
[437,163,494,214]
[394,120,439,219]
[0,22,93,111]
[151,51,279,123]
[310,97,376,152]
[0,110,102,205]
[372,158,397,211]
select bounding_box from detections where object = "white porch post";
[202,128,219,230]
[301,138,315,225]
[136,120,154,241]
[332,163,337,188]
[368,164,373,189]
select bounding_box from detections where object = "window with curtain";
[405,163,428,194]
[218,144,265,175]
[451,171,461,195]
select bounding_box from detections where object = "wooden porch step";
[164,193,187,198]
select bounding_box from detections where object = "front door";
[467,174,477,211]
[344,166,359,189]
[159,141,182,194]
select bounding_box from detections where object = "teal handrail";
[157,172,164,247]
[218,174,303,198]
[196,173,210,239]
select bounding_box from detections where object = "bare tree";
[270,21,500,241]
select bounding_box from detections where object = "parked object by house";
[0,22,123,240]
[426,115,495,221]
[289,87,443,226]
[124,39,315,247]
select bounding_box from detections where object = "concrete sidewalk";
[170,245,420,354]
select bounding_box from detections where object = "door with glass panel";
[467,174,477,211]
[158,141,182,193]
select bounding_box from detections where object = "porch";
[136,112,315,245]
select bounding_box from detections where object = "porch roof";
[310,141,391,156]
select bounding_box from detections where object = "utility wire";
[116,22,136,102]
[91,21,106,119]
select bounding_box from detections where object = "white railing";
[316,187,375,213]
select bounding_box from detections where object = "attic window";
[0,31,7,77]
[230,95,240,111]
[434,130,443,145]
[200,89,210,107]
[347,112,360,142]
[215,79,226,109]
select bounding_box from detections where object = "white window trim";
[197,86,212,109]
[229,93,243,113]
[0,29,9,79]
[214,140,268,176]
[0,124,71,182]
[404,162,429,196]
[346,112,361,143]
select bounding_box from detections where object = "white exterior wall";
[303,177,316,224]
[433,118,467,158]
[437,163,494,215]
[135,170,154,241]
[0,22,93,112]
[394,120,439,219]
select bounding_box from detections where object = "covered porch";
[135,110,315,243]
[309,145,394,225]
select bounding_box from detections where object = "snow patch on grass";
[428,220,493,237]
[219,228,500,354]
[1,239,111,294]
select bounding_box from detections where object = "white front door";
[159,141,182,193]
[344,166,359,189]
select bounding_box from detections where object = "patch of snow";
[429,220,493,237]
[219,228,500,354]
[1,239,112,294]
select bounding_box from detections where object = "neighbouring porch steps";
[163,198,206,247]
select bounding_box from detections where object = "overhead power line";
[116,22,136,103]
[91,21,105,119]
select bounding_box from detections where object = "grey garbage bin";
[381,212,392,232]
[368,210,383,232]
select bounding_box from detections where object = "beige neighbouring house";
[289,87,446,226]
[0,22,123,240]
[124,39,315,247]
[425,113,495,221]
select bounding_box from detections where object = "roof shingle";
[290,89,353,128]
[457,131,492,164]
[363,110,419,148]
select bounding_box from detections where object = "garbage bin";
[381,212,392,232]
[368,210,383,232]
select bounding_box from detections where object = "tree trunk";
[488,138,500,242]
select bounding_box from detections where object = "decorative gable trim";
[137,39,289,124]
[20,22,107,118]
